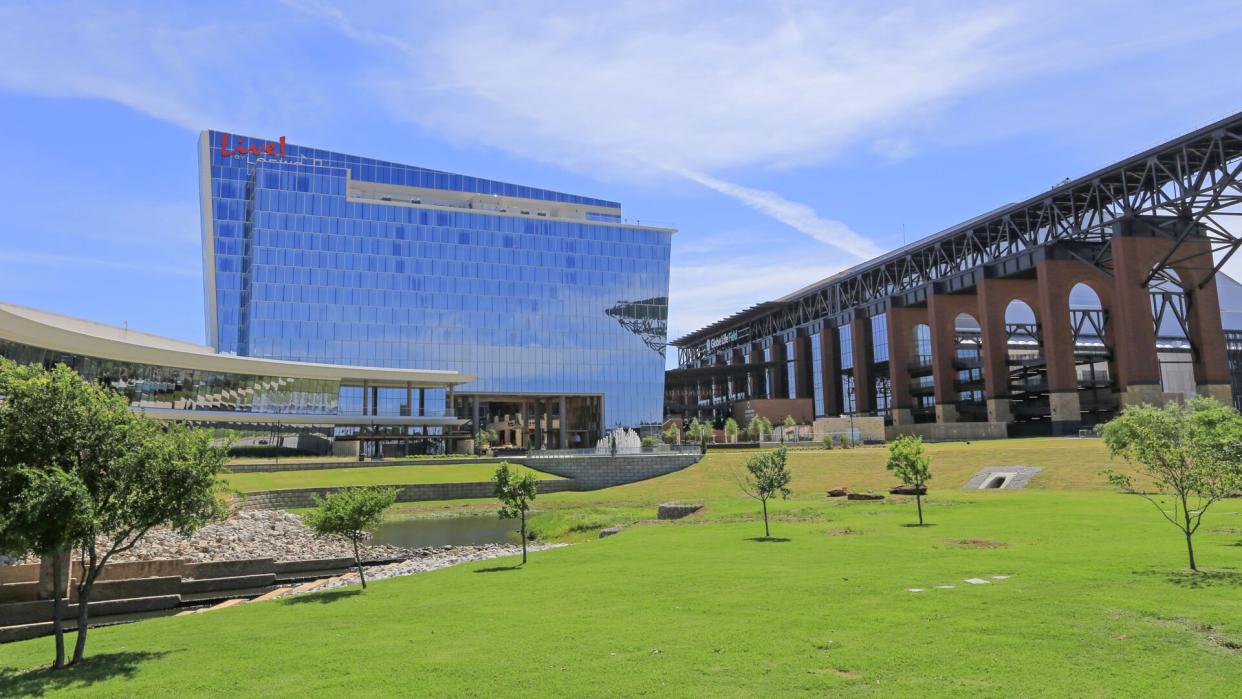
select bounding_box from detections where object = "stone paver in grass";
[910,575,1012,591]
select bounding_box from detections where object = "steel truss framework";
[675,112,1242,367]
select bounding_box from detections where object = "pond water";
[370,515,522,548]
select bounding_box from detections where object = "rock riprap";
[313,543,568,592]
[1,510,413,565]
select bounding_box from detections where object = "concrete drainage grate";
[964,466,1042,490]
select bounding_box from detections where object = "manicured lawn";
[5,438,1241,695]
[223,463,556,493]
[393,437,1128,538]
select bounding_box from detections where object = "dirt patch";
[824,527,864,537]
[948,538,1009,549]
[1116,611,1242,653]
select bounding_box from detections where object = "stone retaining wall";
[238,479,576,511]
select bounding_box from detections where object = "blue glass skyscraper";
[199,131,672,449]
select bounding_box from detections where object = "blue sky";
[2,0,1242,369]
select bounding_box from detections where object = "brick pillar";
[770,341,788,400]
[850,317,874,414]
[927,291,975,423]
[728,351,744,405]
[819,326,842,416]
[886,307,923,426]
[1177,240,1233,403]
[1110,235,1166,405]
[747,346,764,400]
[976,277,1038,423]
[1035,259,1110,434]
[793,335,813,400]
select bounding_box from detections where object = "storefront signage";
[220,132,287,159]
[705,328,747,352]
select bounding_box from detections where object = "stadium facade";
[667,113,1242,440]
[199,131,673,451]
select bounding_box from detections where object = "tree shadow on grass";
[474,565,523,573]
[282,589,361,605]
[746,537,791,543]
[1134,568,1242,589]
[0,650,172,698]
[900,523,938,528]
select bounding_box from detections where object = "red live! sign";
[220,132,287,158]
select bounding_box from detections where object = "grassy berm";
[3,438,1242,696]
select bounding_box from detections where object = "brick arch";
[1108,234,1231,397]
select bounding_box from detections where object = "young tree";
[748,416,772,442]
[640,435,659,449]
[662,423,681,445]
[686,417,711,447]
[822,434,834,450]
[72,420,228,663]
[783,415,797,443]
[724,417,740,444]
[886,435,932,525]
[304,486,398,588]
[0,360,228,665]
[494,463,538,564]
[739,447,792,537]
[474,428,499,454]
[1098,397,1242,571]
[0,467,91,669]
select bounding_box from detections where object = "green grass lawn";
[223,462,556,493]
[5,438,1242,696]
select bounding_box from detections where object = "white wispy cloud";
[669,258,847,339]
[293,1,1022,258]
[670,169,883,259]
[0,3,323,134]
[0,250,197,278]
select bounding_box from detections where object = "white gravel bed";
[1,510,414,565]
[312,543,568,592]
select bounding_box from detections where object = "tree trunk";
[761,498,770,537]
[50,551,65,669]
[71,576,93,664]
[353,537,367,589]
[916,493,924,526]
[520,512,528,565]
[1181,493,1198,571]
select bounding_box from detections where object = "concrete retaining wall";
[184,559,276,580]
[227,457,504,473]
[884,422,1009,442]
[181,573,276,594]
[0,558,194,586]
[274,557,355,575]
[1,595,182,627]
[239,479,576,511]
[512,454,701,490]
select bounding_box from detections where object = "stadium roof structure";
[674,110,1242,348]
